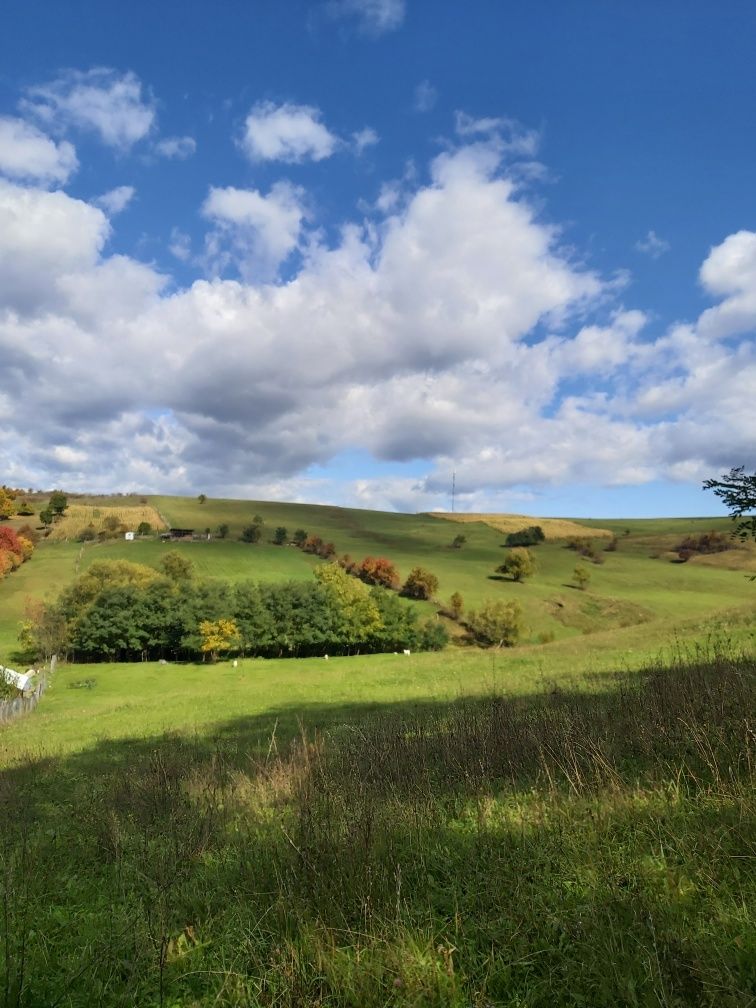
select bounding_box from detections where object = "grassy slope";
[1,496,754,763]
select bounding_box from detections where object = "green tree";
[198,493,207,505]
[703,466,756,541]
[137,521,152,536]
[573,564,590,591]
[49,490,68,515]
[496,547,536,582]
[400,566,439,600]
[216,523,230,539]
[160,550,195,581]
[293,529,308,547]
[467,599,524,647]
[451,534,467,549]
[273,526,288,545]
[314,563,383,644]
[39,508,53,527]
[241,524,261,544]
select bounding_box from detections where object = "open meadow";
[0,496,754,1006]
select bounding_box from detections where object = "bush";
[675,531,730,561]
[505,525,545,547]
[355,556,400,589]
[496,547,536,582]
[136,521,152,536]
[241,524,262,543]
[400,566,439,600]
[466,599,524,647]
[416,618,449,651]
[76,525,97,542]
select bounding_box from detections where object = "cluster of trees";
[19,555,447,663]
[0,486,36,520]
[38,491,68,528]
[0,525,35,581]
[675,530,730,562]
[504,525,545,547]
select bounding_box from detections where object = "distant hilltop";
[428,513,613,540]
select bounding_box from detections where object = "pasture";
[0,495,754,1006]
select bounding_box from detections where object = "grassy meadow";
[0,495,754,1006]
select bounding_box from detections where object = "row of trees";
[19,555,448,663]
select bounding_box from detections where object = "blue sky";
[0,0,754,516]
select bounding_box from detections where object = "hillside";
[1,495,754,1006]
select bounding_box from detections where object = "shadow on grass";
[0,648,753,1006]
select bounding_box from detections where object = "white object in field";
[125,531,135,541]
[324,654,329,660]
[2,666,35,691]
[403,649,411,656]
[233,659,238,668]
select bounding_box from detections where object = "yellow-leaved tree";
[199,618,240,662]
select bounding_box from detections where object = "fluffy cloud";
[201,182,308,280]
[22,68,155,150]
[0,116,78,185]
[1,129,755,507]
[240,102,338,163]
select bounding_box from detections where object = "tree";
[273,526,288,545]
[314,563,383,645]
[137,521,153,536]
[356,556,400,589]
[39,509,53,527]
[198,618,239,662]
[216,523,230,540]
[198,493,207,505]
[49,490,68,516]
[449,591,464,620]
[160,550,195,581]
[573,564,590,591]
[505,526,545,547]
[241,524,262,544]
[400,566,439,600]
[293,529,308,547]
[703,467,756,541]
[451,534,466,549]
[0,487,17,520]
[496,547,536,582]
[467,600,524,647]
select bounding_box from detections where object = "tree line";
[19,554,448,663]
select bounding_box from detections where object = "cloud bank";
[0,112,754,511]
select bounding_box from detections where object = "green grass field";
[1,496,754,1006]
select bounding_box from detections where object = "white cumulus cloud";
[0,116,78,185]
[1,123,755,507]
[22,68,156,150]
[201,181,308,281]
[240,101,338,163]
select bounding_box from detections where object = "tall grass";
[1,646,753,1006]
